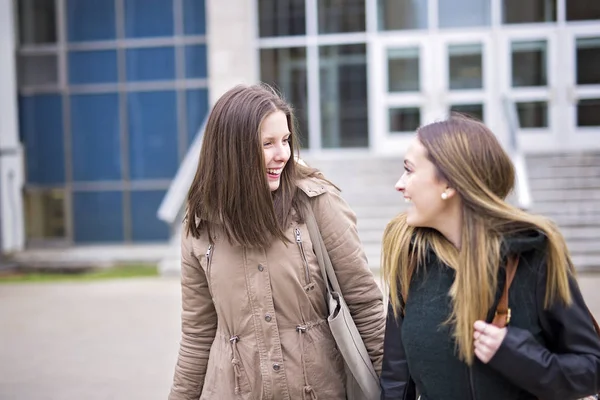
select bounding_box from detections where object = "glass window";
[18,0,57,44]
[451,104,484,122]
[577,38,600,85]
[449,44,483,90]
[185,45,208,79]
[24,190,66,240]
[439,0,491,28]
[388,47,420,92]
[567,0,600,21]
[258,0,306,37]
[73,191,124,242]
[320,44,368,148]
[378,0,427,30]
[516,101,548,128]
[127,91,179,179]
[124,0,174,38]
[70,93,122,181]
[67,0,116,42]
[18,55,58,87]
[183,0,206,35]
[578,99,600,127]
[186,89,209,146]
[18,94,65,185]
[389,108,421,132]
[130,190,170,241]
[511,40,547,87]
[318,0,365,34]
[68,50,118,85]
[126,47,176,82]
[503,0,556,24]
[260,48,308,147]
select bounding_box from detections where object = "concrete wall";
[206,0,258,105]
[0,0,26,253]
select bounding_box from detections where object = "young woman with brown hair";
[168,84,385,400]
[380,116,600,400]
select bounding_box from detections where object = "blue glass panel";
[127,91,179,179]
[73,191,124,242]
[185,45,208,78]
[68,50,118,84]
[124,0,174,38]
[70,93,121,181]
[438,0,491,28]
[186,89,209,146]
[130,190,169,241]
[126,47,176,81]
[18,94,65,184]
[183,0,206,35]
[67,0,116,42]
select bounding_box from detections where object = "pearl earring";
[441,192,448,200]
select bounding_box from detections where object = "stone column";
[206,0,259,105]
[0,0,26,253]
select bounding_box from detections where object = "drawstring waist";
[224,318,328,398]
[229,335,242,395]
[296,324,319,400]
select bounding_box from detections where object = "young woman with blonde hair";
[168,84,385,400]
[380,116,600,400]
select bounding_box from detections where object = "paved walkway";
[1,274,599,400]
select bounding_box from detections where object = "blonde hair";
[381,116,574,365]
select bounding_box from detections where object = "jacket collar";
[296,175,328,198]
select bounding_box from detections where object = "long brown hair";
[186,84,317,247]
[382,116,573,365]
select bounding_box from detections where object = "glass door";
[498,28,559,151]
[437,33,496,131]
[372,34,434,154]
[373,32,496,153]
[564,27,600,149]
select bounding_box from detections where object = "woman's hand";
[473,321,507,363]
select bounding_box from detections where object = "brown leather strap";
[492,256,519,328]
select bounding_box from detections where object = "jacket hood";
[500,229,547,258]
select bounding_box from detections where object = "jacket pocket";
[295,227,316,292]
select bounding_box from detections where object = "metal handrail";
[502,96,532,210]
[157,117,209,224]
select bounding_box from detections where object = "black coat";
[380,230,600,400]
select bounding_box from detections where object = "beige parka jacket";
[169,176,385,400]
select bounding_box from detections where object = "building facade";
[0,0,599,252]
[1,0,209,251]
[255,0,600,155]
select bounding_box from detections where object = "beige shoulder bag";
[304,203,380,400]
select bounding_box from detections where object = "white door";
[498,27,560,152]
[564,26,600,149]
[372,31,496,154]
[371,33,434,154]
[436,32,497,132]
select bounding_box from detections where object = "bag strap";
[303,200,342,296]
[492,256,519,328]
[492,256,600,339]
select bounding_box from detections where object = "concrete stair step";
[529,189,600,202]
[565,239,600,255]
[531,201,600,215]
[545,214,600,227]
[527,152,600,166]
[528,166,600,179]
[529,177,600,190]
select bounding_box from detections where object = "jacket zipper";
[468,367,477,400]
[205,244,214,295]
[295,227,313,290]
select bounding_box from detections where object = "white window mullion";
[306,0,321,151]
